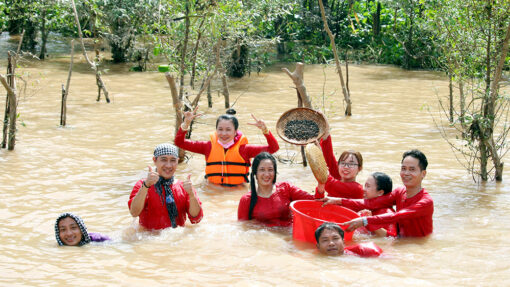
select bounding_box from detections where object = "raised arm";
[241,131,280,159]
[182,175,203,223]
[174,127,212,155]
[319,135,341,180]
[129,166,159,217]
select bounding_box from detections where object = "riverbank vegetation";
[0,0,508,181]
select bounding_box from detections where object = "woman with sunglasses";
[315,117,364,199]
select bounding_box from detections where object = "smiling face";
[216,119,237,144]
[153,154,179,179]
[58,217,83,246]
[256,159,275,189]
[317,228,344,256]
[338,154,360,182]
[364,175,384,199]
[400,156,426,190]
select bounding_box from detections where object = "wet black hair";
[402,149,428,171]
[371,172,393,195]
[315,222,344,243]
[216,108,239,130]
[248,152,277,219]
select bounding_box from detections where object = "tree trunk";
[282,63,312,108]
[214,39,230,108]
[60,85,66,126]
[165,73,186,162]
[179,1,191,100]
[207,80,212,108]
[61,40,74,127]
[297,90,308,167]
[0,55,17,150]
[318,0,352,115]
[39,8,48,60]
[190,17,206,89]
[459,80,466,131]
[404,6,414,69]
[70,0,110,103]
[372,1,381,37]
[448,73,453,123]
[487,20,510,181]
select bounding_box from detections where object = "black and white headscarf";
[154,143,179,158]
[54,212,91,246]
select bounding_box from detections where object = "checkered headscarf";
[154,143,179,158]
[55,212,91,246]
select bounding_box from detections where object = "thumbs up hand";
[183,174,194,196]
[145,166,159,187]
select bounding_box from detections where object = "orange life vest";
[205,132,250,186]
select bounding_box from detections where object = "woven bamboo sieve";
[276,107,327,145]
[305,143,329,184]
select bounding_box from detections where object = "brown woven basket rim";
[276,107,327,146]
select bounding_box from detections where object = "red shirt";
[128,179,203,230]
[344,242,383,257]
[342,186,434,237]
[358,207,398,237]
[238,182,314,227]
[317,135,363,199]
[174,127,279,162]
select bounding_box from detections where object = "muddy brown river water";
[1,48,509,286]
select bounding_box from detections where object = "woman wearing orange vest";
[174,107,279,187]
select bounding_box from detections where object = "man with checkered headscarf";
[128,143,203,230]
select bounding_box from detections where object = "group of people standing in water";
[55,107,434,257]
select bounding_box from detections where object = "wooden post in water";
[0,53,18,150]
[61,40,74,127]
[1,56,10,148]
[165,72,186,162]
[282,63,312,167]
[60,85,65,126]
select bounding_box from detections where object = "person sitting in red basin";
[238,152,324,227]
[315,222,382,257]
[320,149,433,238]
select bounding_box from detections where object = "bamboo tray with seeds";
[276,107,328,145]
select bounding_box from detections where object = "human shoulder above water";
[128,143,203,231]
[319,149,434,238]
[174,107,279,187]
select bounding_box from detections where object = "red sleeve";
[366,208,398,237]
[341,191,397,212]
[284,182,314,201]
[320,135,341,180]
[314,189,325,199]
[128,180,147,209]
[185,186,203,224]
[237,194,252,221]
[240,131,280,160]
[367,194,434,227]
[345,242,383,257]
[174,127,212,157]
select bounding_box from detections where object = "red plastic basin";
[290,200,359,243]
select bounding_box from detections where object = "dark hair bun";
[226,108,236,115]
